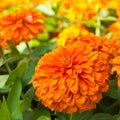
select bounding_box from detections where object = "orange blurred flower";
[111,56,120,88]
[32,42,109,113]
[0,0,14,11]
[0,8,44,45]
[107,21,120,40]
[0,40,8,50]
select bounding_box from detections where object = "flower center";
[24,15,33,22]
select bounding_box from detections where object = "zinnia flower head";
[77,35,120,61]
[32,42,110,113]
[0,8,45,45]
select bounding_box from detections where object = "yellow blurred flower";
[58,0,98,21]
[30,0,61,6]
[57,23,91,47]
[57,0,120,21]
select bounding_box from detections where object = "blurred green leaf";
[72,111,93,120]
[32,42,56,57]
[0,54,28,67]
[0,75,9,88]
[36,4,55,16]
[57,112,67,120]
[0,75,9,93]
[0,97,12,120]
[20,87,34,112]
[23,111,33,120]
[99,16,117,21]
[44,17,57,26]
[7,79,23,120]
[22,58,38,87]
[89,113,114,120]
[37,31,49,42]
[5,60,27,86]
[105,78,118,99]
[113,111,120,120]
[45,24,57,32]
[32,103,51,120]
[80,19,97,27]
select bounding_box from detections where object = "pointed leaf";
[5,61,27,86]
[7,79,23,120]
[0,97,12,120]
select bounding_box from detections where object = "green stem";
[0,47,11,73]
[25,42,32,54]
[70,114,73,120]
[95,17,101,36]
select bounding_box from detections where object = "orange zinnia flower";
[77,35,120,62]
[0,8,44,45]
[32,42,109,113]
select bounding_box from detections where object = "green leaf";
[44,17,57,26]
[7,79,23,120]
[57,112,67,120]
[113,111,120,120]
[0,75,9,93]
[105,78,118,99]
[23,111,33,120]
[32,103,51,120]
[45,24,57,32]
[22,58,38,87]
[89,113,114,120]
[0,97,12,120]
[20,87,34,112]
[5,60,27,86]
[72,111,93,120]
[32,42,56,57]
[0,54,28,67]
[37,31,49,42]
[36,4,55,16]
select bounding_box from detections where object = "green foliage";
[0,97,12,120]
[7,79,22,120]
[89,113,114,120]
[32,103,51,120]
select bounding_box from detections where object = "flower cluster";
[1,0,120,118]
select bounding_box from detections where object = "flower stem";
[0,47,11,73]
[95,17,101,36]
[70,114,73,120]
[25,42,32,54]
